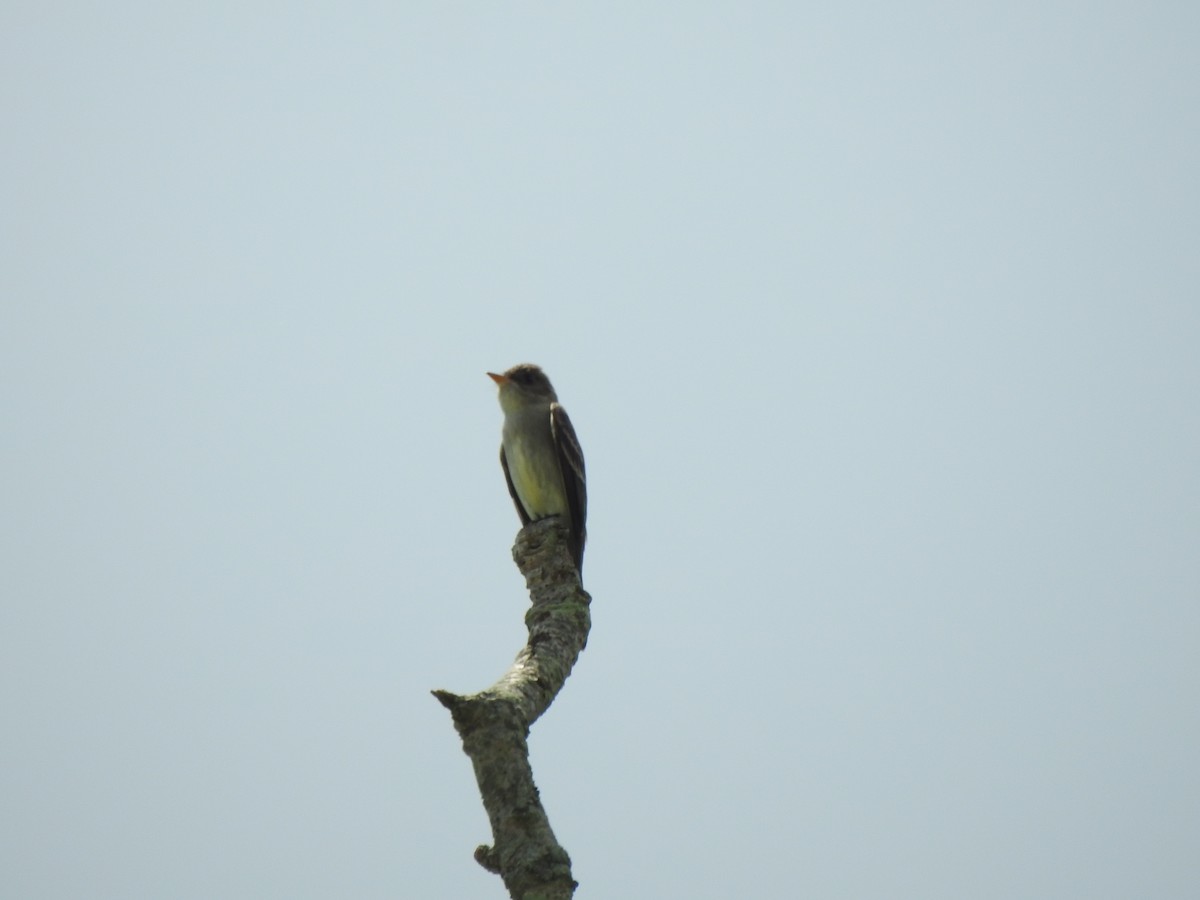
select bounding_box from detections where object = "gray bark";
[433,516,592,899]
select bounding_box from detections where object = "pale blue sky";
[3,4,1198,898]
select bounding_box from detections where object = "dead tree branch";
[433,516,592,899]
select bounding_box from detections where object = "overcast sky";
[3,4,1198,898]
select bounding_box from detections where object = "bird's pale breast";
[504,421,567,519]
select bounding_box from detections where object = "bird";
[487,364,587,574]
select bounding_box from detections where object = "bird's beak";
[487,372,508,385]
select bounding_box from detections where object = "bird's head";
[488,364,558,412]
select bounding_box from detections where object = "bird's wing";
[500,445,532,526]
[550,402,587,571]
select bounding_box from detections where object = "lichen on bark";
[433,517,591,900]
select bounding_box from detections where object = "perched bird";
[487,364,587,574]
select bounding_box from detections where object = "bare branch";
[433,516,591,899]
